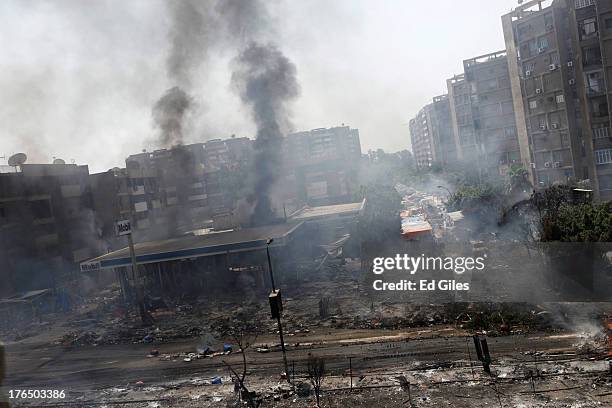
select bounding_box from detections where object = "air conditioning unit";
[553,162,560,168]
[567,61,573,67]
[544,162,551,168]
[538,47,545,53]
[552,123,559,129]
[536,88,542,94]
[569,79,576,85]
[549,64,557,71]
[526,70,532,76]
[530,162,536,168]
[540,124,547,130]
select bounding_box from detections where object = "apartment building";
[0,163,99,293]
[89,167,131,251]
[446,52,522,176]
[203,137,252,171]
[466,52,521,175]
[447,74,475,163]
[125,144,208,239]
[409,95,457,169]
[203,137,253,215]
[569,0,612,199]
[503,0,597,190]
[285,126,362,205]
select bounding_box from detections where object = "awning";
[80,222,303,272]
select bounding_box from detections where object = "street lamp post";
[266,238,290,381]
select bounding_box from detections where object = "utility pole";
[266,238,290,381]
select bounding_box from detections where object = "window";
[550,53,560,65]
[561,133,570,147]
[556,94,565,104]
[530,100,538,109]
[575,0,595,9]
[30,200,53,219]
[586,71,603,93]
[524,62,536,75]
[580,18,597,39]
[606,19,612,29]
[539,37,549,50]
[483,79,497,91]
[583,47,602,66]
[538,115,547,128]
[591,99,609,118]
[595,148,612,165]
[593,126,611,139]
[599,175,612,191]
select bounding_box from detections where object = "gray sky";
[0,0,519,173]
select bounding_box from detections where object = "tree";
[307,355,326,407]
[218,308,262,408]
[506,164,532,197]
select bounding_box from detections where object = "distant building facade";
[502,0,606,193]
[285,126,362,205]
[409,95,456,169]
[89,167,131,251]
[568,0,612,199]
[0,164,99,294]
[445,51,522,176]
[124,144,209,240]
[406,0,612,201]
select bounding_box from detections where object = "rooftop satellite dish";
[53,158,66,165]
[8,153,27,167]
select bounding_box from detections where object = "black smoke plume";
[152,86,192,147]
[153,0,215,148]
[165,1,214,87]
[231,42,300,224]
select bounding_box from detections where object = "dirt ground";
[2,260,611,407]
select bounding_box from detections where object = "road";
[4,327,598,392]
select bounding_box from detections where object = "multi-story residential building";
[285,126,362,205]
[409,95,457,169]
[89,167,131,251]
[203,137,253,215]
[569,0,612,199]
[503,0,595,190]
[218,136,253,169]
[0,163,99,294]
[125,143,208,239]
[447,73,476,163]
[447,51,522,177]
[465,52,522,175]
[409,107,434,169]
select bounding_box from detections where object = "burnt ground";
[3,329,611,407]
[1,260,611,407]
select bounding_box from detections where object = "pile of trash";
[59,330,101,347]
[153,343,234,362]
[574,326,607,354]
